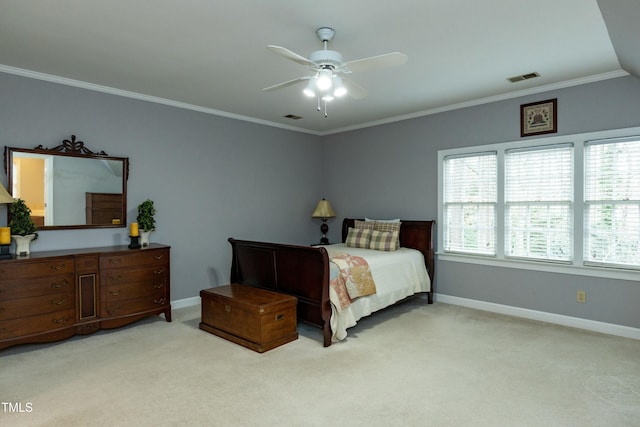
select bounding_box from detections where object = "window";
[505,144,573,262]
[438,127,640,276]
[443,153,496,255]
[584,137,640,268]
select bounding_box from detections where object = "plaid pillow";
[373,221,401,249]
[369,230,399,251]
[345,227,372,249]
[354,220,375,230]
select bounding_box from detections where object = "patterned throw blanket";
[330,253,377,310]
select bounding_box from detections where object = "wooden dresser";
[0,243,170,350]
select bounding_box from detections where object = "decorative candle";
[0,227,9,245]
[130,222,139,237]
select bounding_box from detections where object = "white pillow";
[365,217,401,223]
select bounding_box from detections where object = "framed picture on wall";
[520,98,557,137]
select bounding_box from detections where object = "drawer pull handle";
[154,297,166,305]
[109,258,121,264]
[155,255,163,260]
[110,290,121,296]
[225,305,231,312]
[52,318,67,325]
[108,306,120,314]
[52,298,66,305]
[51,279,68,289]
[275,314,285,321]
[154,268,165,275]
[153,283,165,289]
[51,264,65,271]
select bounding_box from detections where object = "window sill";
[437,252,640,282]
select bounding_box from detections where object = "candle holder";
[0,243,11,259]
[128,235,141,249]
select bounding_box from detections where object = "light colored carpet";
[2,299,640,427]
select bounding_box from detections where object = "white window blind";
[505,144,573,262]
[584,138,640,268]
[443,152,497,255]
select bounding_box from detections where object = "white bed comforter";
[321,243,431,341]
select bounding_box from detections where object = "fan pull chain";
[315,94,329,117]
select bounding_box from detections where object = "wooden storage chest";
[199,284,297,353]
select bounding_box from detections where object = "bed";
[228,218,435,347]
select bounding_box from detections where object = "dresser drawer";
[101,294,168,317]
[104,279,167,302]
[0,257,74,280]
[75,255,99,274]
[0,290,74,320]
[102,266,167,287]
[0,275,74,300]
[0,309,75,340]
[100,248,169,270]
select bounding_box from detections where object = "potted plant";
[9,198,38,255]
[136,199,156,247]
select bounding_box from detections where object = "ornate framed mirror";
[4,135,129,230]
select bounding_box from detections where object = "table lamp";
[311,198,336,245]
[0,182,15,259]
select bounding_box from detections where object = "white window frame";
[437,126,640,281]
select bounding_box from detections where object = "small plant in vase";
[136,199,156,247]
[9,198,38,256]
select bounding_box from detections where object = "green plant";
[9,198,38,239]
[136,199,156,232]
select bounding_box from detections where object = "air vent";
[507,72,540,83]
[284,114,303,120]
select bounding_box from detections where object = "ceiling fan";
[262,27,408,116]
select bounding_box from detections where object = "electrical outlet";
[577,290,586,303]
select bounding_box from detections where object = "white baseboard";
[435,293,640,341]
[171,296,200,310]
[170,293,640,341]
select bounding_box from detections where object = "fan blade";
[267,45,315,67]
[343,77,368,99]
[343,52,408,73]
[262,76,311,92]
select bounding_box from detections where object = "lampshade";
[332,76,347,97]
[303,78,316,97]
[316,69,333,91]
[311,198,336,219]
[0,183,14,204]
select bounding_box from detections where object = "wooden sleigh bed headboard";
[228,218,435,347]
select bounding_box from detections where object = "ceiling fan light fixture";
[332,76,347,97]
[317,69,333,91]
[264,26,407,118]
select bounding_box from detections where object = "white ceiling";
[0,0,637,135]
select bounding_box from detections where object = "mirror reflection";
[5,136,129,230]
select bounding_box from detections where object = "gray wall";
[322,75,640,329]
[0,72,323,300]
[3,70,640,331]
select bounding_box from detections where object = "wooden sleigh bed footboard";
[228,218,435,347]
[228,239,333,345]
